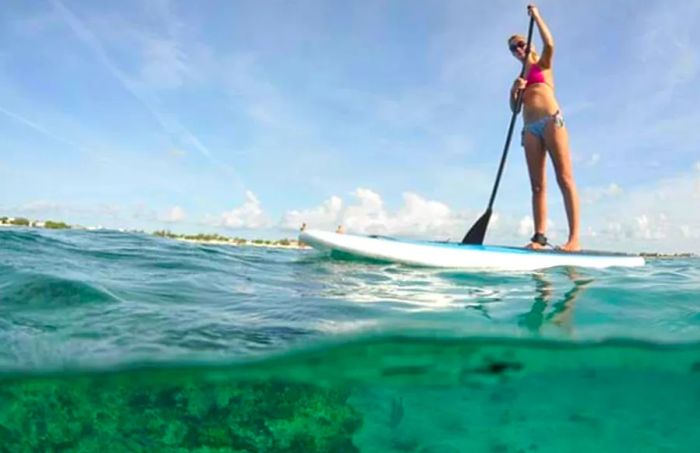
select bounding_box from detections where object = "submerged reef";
[0,370,361,452]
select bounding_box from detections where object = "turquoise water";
[1,228,699,451]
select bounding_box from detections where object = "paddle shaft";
[461,15,535,245]
[486,15,535,211]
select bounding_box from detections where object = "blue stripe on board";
[366,235,635,258]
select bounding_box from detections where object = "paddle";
[462,14,536,245]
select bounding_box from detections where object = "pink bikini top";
[525,63,547,87]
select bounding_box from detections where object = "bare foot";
[558,240,581,252]
[525,241,547,250]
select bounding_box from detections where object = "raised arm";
[528,5,554,69]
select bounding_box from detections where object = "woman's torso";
[522,62,560,123]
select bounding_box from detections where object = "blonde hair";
[508,34,538,60]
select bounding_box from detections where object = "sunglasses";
[509,41,526,52]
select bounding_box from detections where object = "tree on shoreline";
[10,217,30,226]
[44,221,71,229]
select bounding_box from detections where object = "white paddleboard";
[299,229,644,271]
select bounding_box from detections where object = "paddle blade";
[461,209,492,245]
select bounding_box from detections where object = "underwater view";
[4,0,700,450]
[1,228,699,452]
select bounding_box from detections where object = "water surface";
[1,228,698,451]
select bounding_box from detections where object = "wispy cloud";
[49,1,223,162]
[15,200,122,220]
[0,104,79,149]
[47,0,252,195]
[139,37,190,90]
[566,1,700,177]
[219,52,316,137]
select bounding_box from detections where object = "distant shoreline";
[152,230,310,249]
[638,252,696,259]
[172,236,310,250]
[0,217,308,250]
[1,216,697,256]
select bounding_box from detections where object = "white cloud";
[390,192,456,235]
[583,226,598,238]
[581,183,622,204]
[582,167,700,252]
[287,169,700,252]
[680,225,700,239]
[284,188,466,239]
[341,188,387,234]
[518,215,532,237]
[635,214,651,239]
[632,213,670,240]
[516,215,556,239]
[218,191,270,229]
[281,187,465,238]
[281,196,343,230]
[160,206,185,223]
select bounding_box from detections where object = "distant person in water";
[336,225,345,234]
[509,4,581,251]
[299,223,307,247]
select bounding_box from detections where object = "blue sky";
[1,0,699,252]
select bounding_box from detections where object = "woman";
[509,5,581,251]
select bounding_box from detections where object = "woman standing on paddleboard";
[509,5,581,251]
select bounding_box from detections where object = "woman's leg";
[523,131,547,249]
[543,120,581,251]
